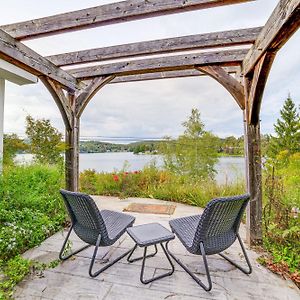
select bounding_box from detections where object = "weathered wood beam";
[1,0,255,40]
[110,70,206,84]
[247,52,275,124]
[197,65,245,109]
[0,29,79,91]
[40,77,72,129]
[109,68,240,84]
[47,27,260,67]
[65,93,79,191]
[243,0,300,75]
[76,76,116,117]
[243,80,262,246]
[69,49,248,79]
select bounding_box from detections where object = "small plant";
[0,164,67,298]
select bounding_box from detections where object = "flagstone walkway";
[14,196,300,300]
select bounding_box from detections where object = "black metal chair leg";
[127,244,158,263]
[218,233,252,274]
[140,243,175,284]
[59,226,90,261]
[166,241,212,291]
[89,234,135,278]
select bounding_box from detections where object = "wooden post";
[243,77,263,245]
[65,93,80,191]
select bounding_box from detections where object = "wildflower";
[133,171,139,174]
[113,175,119,182]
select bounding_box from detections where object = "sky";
[0,0,299,141]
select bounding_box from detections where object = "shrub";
[80,165,245,208]
[0,164,66,297]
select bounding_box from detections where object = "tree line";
[3,95,299,172]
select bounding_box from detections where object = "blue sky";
[1,0,299,140]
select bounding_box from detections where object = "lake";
[15,152,245,184]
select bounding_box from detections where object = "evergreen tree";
[269,95,300,156]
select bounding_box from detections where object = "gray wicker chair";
[59,189,135,277]
[166,194,252,291]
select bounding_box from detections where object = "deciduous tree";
[25,115,65,165]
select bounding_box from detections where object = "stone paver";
[14,196,300,300]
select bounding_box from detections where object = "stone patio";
[15,196,299,300]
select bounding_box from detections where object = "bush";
[0,164,66,297]
[80,164,245,208]
[263,153,300,282]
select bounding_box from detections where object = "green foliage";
[0,164,66,261]
[80,164,245,208]
[268,96,300,157]
[263,152,300,276]
[160,109,219,179]
[0,256,31,299]
[25,115,65,165]
[220,136,244,156]
[3,134,28,166]
[0,256,62,299]
[0,164,66,298]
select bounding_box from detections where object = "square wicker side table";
[126,222,175,284]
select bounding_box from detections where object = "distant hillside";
[79,140,160,154]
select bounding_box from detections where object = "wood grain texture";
[76,76,115,117]
[247,52,275,124]
[47,27,261,67]
[65,107,80,192]
[40,77,72,129]
[243,108,262,246]
[0,29,78,91]
[1,0,255,40]
[69,49,248,79]
[108,68,240,84]
[243,0,300,75]
[197,65,245,109]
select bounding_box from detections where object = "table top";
[127,223,175,247]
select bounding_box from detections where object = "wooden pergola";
[0,0,299,245]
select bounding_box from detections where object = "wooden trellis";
[0,0,299,245]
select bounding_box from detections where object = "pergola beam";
[109,68,239,84]
[69,49,248,79]
[243,0,300,75]
[0,29,79,91]
[47,27,261,67]
[1,0,255,40]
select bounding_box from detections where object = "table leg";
[140,243,175,284]
[127,244,158,263]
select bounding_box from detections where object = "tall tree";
[269,95,300,156]
[160,108,219,179]
[25,115,65,165]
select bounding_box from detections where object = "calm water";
[16,152,245,184]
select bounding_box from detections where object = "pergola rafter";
[0,0,299,246]
[0,29,79,91]
[69,49,248,79]
[109,67,240,84]
[1,0,255,40]
[47,27,261,67]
